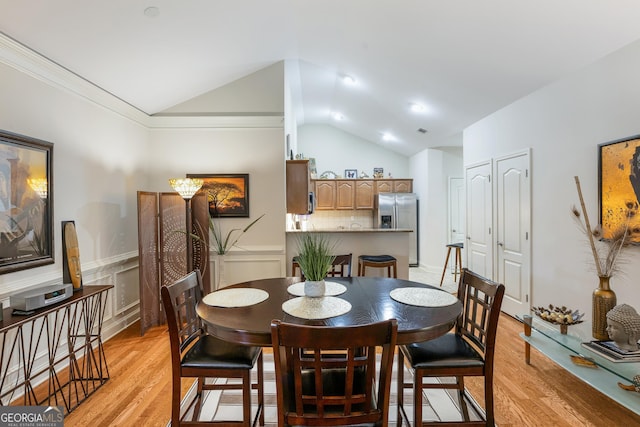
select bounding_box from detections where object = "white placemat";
[282,296,352,319]
[390,287,459,307]
[287,281,347,297]
[202,288,269,308]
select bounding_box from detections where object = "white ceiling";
[2,1,640,156]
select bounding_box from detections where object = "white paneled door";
[465,162,493,278]
[496,151,531,316]
[448,177,465,245]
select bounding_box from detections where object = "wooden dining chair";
[292,253,353,278]
[396,268,505,426]
[327,253,352,277]
[270,318,398,426]
[161,269,264,427]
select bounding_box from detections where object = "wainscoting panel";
[210,254,286,290]
[114,265,140,316]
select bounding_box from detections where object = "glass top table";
[519,314,640,415]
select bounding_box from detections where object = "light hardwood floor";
[61,314,639,426]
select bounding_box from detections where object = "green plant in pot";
[208,213,265,255]
[295,233,336,297]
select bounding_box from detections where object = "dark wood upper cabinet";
[286,160,311,214]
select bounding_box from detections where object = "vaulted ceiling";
[2,1,640,156]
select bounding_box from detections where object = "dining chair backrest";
[271,318,397,426]
[455,268,505,371]
[292,253,353,279]
[326,253,352,277]
[161,269,205,359]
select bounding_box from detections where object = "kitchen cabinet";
[355,180,374,209]
[336,180,355,209]
[375,180,393,193]
[393,179,413,193]
[313,178,411,211]
[286,160,311,214]
[314,180,336,210]
[375,179,413,193]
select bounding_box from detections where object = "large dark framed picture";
[598,134,640,243]
[0,130,54,274]
[187,174,250,217]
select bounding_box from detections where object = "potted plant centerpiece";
[295,233,336,297]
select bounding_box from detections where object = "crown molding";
[0,33,284,130]
[0,33,150,126]
[147,114,283,129]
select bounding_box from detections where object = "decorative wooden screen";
[137,191,210,336]
[137,191,160,336]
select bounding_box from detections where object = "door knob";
[497,242,503,247]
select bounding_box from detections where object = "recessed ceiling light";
[144,6,160,17]
[342,75,356,85]
[381,132,395,142]
[410,102,426,113]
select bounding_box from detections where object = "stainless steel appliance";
[374,193,419,266]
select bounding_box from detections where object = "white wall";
[0,60,148,282]
[0,41,150,340]
[298,124,409,179]
[410,146,463,271]
[465,39,640,315]
[145,126,286,250]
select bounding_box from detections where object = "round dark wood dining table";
[196,276,462,346]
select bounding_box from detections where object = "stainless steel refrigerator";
[374,193,419,266]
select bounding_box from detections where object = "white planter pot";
[213,254,226,289]
[304,280,326,297]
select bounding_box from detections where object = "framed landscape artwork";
[187,173,250,217]
[598,135,640,243]
[0,130,54,274]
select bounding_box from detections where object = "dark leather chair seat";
[182,334,262,370]
[401,333,484,369]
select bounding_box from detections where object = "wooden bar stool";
[439,242,463,286]
[357,255,397,278]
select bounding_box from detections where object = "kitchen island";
[286,228,412,279]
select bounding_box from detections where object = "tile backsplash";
[288,210,374,231]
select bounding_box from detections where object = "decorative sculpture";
[606,304,640,351]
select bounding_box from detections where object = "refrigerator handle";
[393,200,398,229]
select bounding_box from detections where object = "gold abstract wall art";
[599,135,640,243]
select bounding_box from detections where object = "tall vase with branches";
[207,214,265,255]
[573,176,635,339]
[190,214,264,289]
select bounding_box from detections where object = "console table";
[520,314,640,415]
[0,285,112,413]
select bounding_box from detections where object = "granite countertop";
[286,228,413,233]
